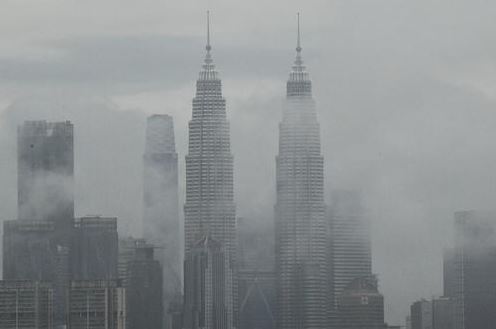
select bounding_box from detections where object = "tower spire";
[296,12,302,53]
[206,10,211,52]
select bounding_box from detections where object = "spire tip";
[296,12,302,53]
[206,11,211,52]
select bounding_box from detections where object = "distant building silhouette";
[125,241,163,329]
[183,13,237,329]
[0,281,54,329]
[443,210,496,329]
[274,15,330,329]
[337,276,386,329]
[143,114,181,327]
[329,190,372,325]
[71,216,118,280]
[410,299,432,329]
[17,120,74,225]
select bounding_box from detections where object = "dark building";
[72,216,118,280]
[0,281,54,329]
[410,299,432,329]
[17,120,74,225]
[337,276,386,329]
[3,220,58,281]
[125,241,163,329]
[66,280,126,329]
[183,13,236,329]
[443,211,496,329]
[432,297,453,329]
[143,114,181,326]
[183,235,232,329]
[274,16,330,329]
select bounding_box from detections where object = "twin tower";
[178,13,330,329]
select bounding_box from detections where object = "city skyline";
[1,3,496,325]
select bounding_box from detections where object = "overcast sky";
[1,0,496,324]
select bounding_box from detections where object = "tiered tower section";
[275,15,330,329]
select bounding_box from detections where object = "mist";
[2,0,496,325]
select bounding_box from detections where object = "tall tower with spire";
[183,12,237,329]
[274,14,330,329]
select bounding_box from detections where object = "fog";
[1,0,496,324]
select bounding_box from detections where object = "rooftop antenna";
[206,10,211,52]
[296,12,302,53]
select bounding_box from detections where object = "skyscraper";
[17,120,74,225]
[71,216,119,280]
[329,190,372,319]
[274,15,329,329]
[337,277,386,329]
[143,114,181,289]
[443,210,496,329]
[183,12,237,329]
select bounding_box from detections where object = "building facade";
[0,281,54,329]
[17,120,74,225]
[443,211,496,329]
[183,14,237,329]
[143,114,181,323]
[329,190,372,324]
[66,280,126,329]
[274,17,330,329]
[72,216,118,280]
[411,300,433,329]
[125,242,163,329]
[337,277,386,329]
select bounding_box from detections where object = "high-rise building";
[410,299,433,329]
[432,297,453,329]
[337,276,386,329]
[0,281,54,329]
[183,13,236,329]
[125,241,163,329]
[443,211,496,329]
[329,190,372,321]
[72,216,118,280]
[274,15,329,329]
[143,114,181,320]
[17,120,74,225]
[183,235,232,329]
[3,220,57,281]
[66,280,126,329]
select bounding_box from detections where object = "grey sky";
[1,0,496,324]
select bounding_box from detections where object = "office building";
[0,281,54,329]
[274,16,329,329]
[337,276,386,329]
[66,280,126,329]
[183,13,236,329]
[17,120,74,225]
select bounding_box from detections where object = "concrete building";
[337,276,386,329]
[183,13,237,329]
[143,114,181,326]
[0,281,54,329]
[274,16,329,329]
[66,280,126,329]
[72,216,118,280]
[411,299,432,329]
[17,120,74,225]
[125,242,163,329]
[443,211,496,329]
